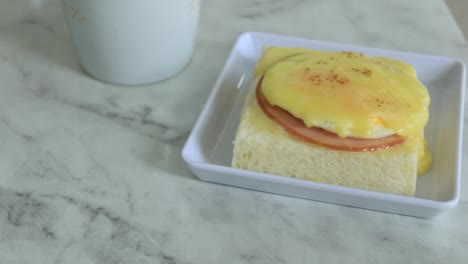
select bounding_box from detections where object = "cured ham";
[256,77,404,151]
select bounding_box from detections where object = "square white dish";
[182,32,466,218]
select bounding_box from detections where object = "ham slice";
[256,77,404,151]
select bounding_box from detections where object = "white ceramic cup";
[62,0,200,85]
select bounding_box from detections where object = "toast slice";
[232,79,418,196]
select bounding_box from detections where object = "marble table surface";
[1,0,467,263]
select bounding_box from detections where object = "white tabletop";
[0,0,467,263]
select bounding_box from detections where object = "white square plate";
[182,32,466,218]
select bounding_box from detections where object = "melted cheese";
[255,47,431,175]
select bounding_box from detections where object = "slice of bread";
[232,79,418,196]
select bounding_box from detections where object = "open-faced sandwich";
[232,47,431,196]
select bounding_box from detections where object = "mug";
[62,0,200,85]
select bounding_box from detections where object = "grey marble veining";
[0,0,467,263]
